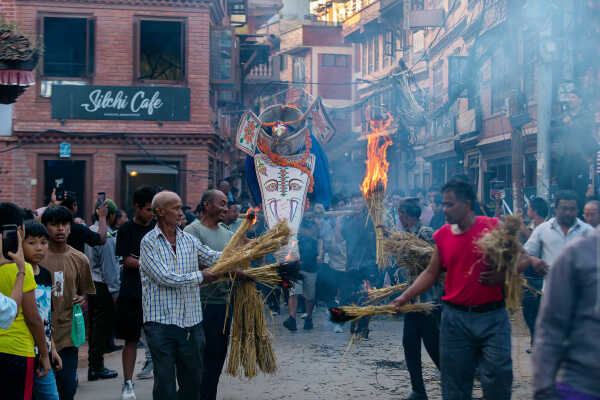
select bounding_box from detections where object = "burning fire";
[245,206,261,225]
[360,106,393,197]
[362,280,375,292]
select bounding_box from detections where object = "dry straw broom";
[363,282,408,305]
[329,303,438,323]
[382,230,434,276]
[475,215,524,312]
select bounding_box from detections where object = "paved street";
[76,307,534,400]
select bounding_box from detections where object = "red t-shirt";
[433,216,503,306]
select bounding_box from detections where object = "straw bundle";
[215,261,302,288]
[364,186,392,270]
[521,277,543,296]
[382,230,434,276]
[329,303,438,323]
[209,220,291,275]
[364,282,408,305]
[475,215,524,312]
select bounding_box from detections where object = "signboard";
[59,142,71,158]
[51,85,190,121]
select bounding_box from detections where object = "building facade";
[0,0,240,219]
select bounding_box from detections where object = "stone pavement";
[76,307,534,400]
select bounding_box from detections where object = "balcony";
[245,55,281,83]
[342,0,403,41]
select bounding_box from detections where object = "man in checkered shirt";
[139,191,222,400]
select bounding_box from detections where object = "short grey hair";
[151,191,179,211]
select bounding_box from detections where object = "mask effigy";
[237,98,333,261]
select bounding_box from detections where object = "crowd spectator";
[0,202,50,400]
[429,192,445,231]
[184,190,232,400]
[115,209,129,229]
[284,218,319,332]
[413,188,434,227]
[41,206,95,400]
[583,199,600,227]
[139,191,222,399]
[522,197,549,240]
[61,194,108,253]
[23,220,62,400]
[115,186,156,400]
[533,227,600,399]
[524,191,593,348]
[218,180,234,203]
[85,199,120,382]
[222,203,242,232]
[396,198,441,400]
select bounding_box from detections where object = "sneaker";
[136,359,153,380]
[121,380,136,400]
[283,316,297,331]
[300,313,308,319]
[333,324,344,333]
[303,317,313,330]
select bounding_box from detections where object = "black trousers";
[55,347,79,400]
[403,309,441,395]
[144,322,205,400]
[88,281,116,371]
[200,304,231,400]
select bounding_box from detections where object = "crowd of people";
[0,176,599,400]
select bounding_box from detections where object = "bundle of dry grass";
[209,220,291,275]
[216,261,302,288]
[382,230,434,276]
[475,215,524,312]
[364,187,392,270]
[364,282,408,305]
[521,277,543,296]
[329,303,438,323]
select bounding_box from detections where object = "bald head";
[152,191,180,211]
[584,200,600,227]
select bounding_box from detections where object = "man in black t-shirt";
[62,195,108,253]
[115,186,156,400]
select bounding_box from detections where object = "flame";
[360,106,393,197]
[285,240,298,261]
[245,206,261,225]
[362,280,375,293]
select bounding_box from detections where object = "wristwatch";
[16,270,26,278]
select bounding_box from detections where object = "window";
[413,30,425,53]
[137,18,185,82]
[491,48,510,114]
[41,16,95,78]
[432,61,444,109]
[383,31,395,67]
[322,54,336,67]
[367,39,373,74]
[292,56,306,83]
[335,55,348,67]
[361,42,367,75]
[373,35,379,71]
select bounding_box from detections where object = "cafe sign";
[51,85,190,121]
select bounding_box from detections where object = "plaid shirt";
[139,225,221,328]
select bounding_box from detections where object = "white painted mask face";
[255,153,315,261]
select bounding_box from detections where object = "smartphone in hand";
[1,225,18,260]
[97,192,106,204]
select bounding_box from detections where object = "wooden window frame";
[208,25,236,85]
[37,12,95,98]
[134,16,187,85]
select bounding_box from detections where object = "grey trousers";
[144,322,205,400]
[440,305,513,400]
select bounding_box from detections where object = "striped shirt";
[139,225,221,328]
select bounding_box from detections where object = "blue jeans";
[522,276,543,345]
[54,347,78,400]
[440,305,513,400]
[33,367,60,400]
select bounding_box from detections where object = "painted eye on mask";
[265,179,278,192]
[289,179,302,191]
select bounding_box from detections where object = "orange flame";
[362,280,375,293]
[360,106,393,197]
[245,206,261,226]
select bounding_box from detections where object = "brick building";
[0,0,240,219]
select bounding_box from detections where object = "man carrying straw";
[392,180,548,400]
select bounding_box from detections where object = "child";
[0,202,50,400]
[23,220,62,400]
[41,206,95,400]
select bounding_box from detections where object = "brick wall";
[13,3,214,135]
[0,0,16,21]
